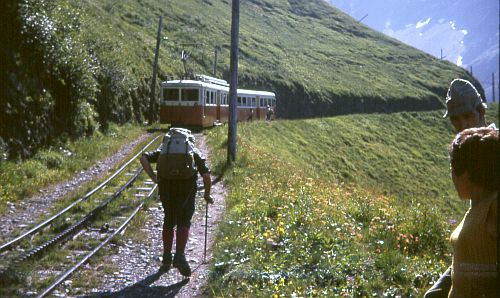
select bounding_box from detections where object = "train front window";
[181,89,199,101]
[164,89,179,101]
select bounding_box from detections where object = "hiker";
[446,127,499,296]
[266,105,273,121]
[140,128,213,276]
[425,78,497,297]
[248,108,254,121]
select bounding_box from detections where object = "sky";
[329,0,499,102]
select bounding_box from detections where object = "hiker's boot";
[173,253,191,277]
[161,252,172,271]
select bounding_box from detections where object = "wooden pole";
[493,72,496,102]
[148,16,163,125]
[496,3,500,296]
[227,0,239,164]
[497,3,500,291]
[213,46,219,77]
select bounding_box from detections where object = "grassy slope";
[76,0,478,117]
[0,123,158,214]
[204,104,498,296]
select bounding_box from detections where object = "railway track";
[0,134,162,297]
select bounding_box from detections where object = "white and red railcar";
[159,75,276,127]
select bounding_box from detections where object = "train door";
[216,91,221,121]
[256,96,261,119]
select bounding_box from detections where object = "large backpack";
[157,128,197,180]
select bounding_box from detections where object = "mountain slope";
[146,0,480,117]
[330,0,499,102]
[1,0,479,158]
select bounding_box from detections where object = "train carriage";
[159,75,276,127]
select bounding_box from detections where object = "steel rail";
[13,167,143,264]
[36,184,158,298]
[0,135,161,253]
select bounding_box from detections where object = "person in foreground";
[140,128,213,277]
[447,127,499,297]
[425,78,496,297]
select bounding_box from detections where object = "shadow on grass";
[80,270,189,298]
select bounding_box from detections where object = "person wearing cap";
[425,79,497,297]
[443,78,494,132]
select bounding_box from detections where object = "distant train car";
[159,75,276,127]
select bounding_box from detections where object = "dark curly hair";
[449,127,500,191]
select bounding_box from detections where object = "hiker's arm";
[202,172,213,204]
[140,154,158,184]
[193,148,213,203]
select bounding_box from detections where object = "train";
[159,74,276,127]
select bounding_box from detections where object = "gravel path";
[73,133,227,298]
[0,133,153,243]
[1,132,227,297]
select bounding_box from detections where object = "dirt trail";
[76,133,227,298]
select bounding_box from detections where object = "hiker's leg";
[172,183,196,276]
[162,223,174,253]
[176,226,190,253]
[160,184,176,255]
[175,192,195,254]
[424,267,452,298]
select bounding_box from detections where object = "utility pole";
[227,0,239,164]
[493,72,496,102]
[357,14,368,23]
[497,2,500,294]
[470,65,473,76]
[213,46,220,77]
[149,16,163,125]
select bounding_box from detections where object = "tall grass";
[203,107,497,296]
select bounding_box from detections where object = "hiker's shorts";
[159,178,197,229]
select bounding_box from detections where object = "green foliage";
[203,108,491,295]
[1,0,99,159]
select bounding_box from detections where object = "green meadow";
[204,104,498,296]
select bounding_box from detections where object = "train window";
[205,91,210,104]
[237,96,242,106]
[252,97,256,107]
[181,89,199,101]
[164,89,179,101]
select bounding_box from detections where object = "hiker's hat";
[443,79,487,118]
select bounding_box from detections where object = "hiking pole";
[203,201,209,263]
